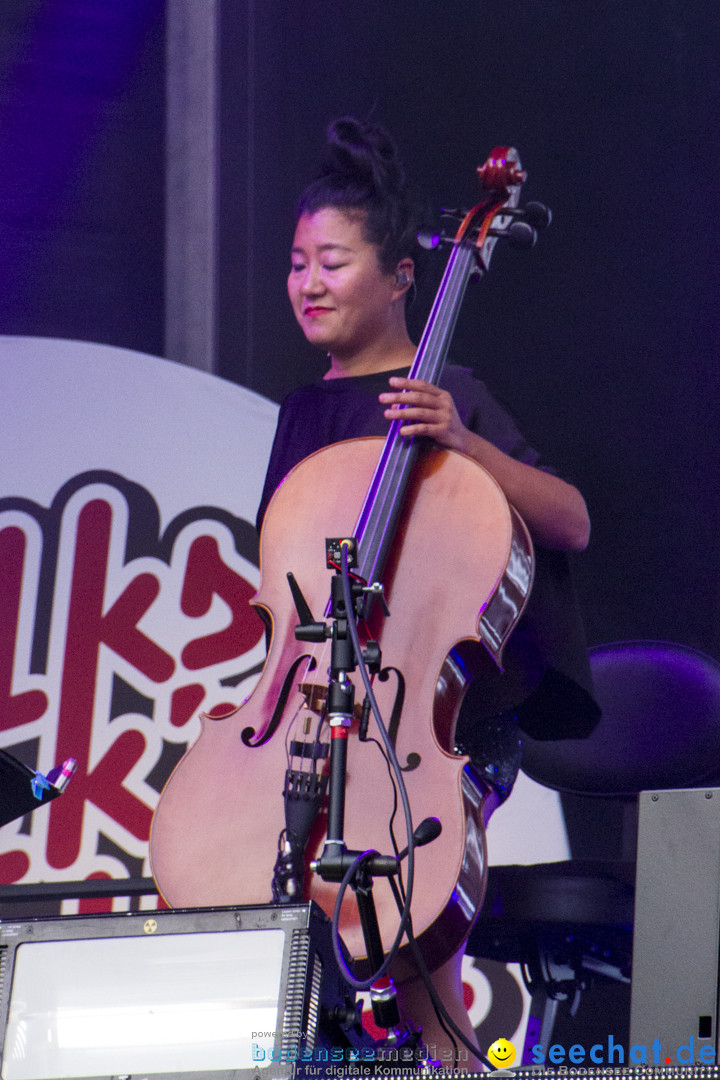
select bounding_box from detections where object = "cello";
[150,148,542,975]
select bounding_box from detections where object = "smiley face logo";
[487,1038,517,1070]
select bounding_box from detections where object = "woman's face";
[288,207,400,357]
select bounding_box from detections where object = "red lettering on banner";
[0,483,265,887]
[0,850,31,881]
[180,534,263,669]
[170,683,206,727]
[0,527,48,731]
[48,500,175,869]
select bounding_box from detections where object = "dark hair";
[297,117,427,280]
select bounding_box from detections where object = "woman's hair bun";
[322,117,405,196]
[297,115,427,282]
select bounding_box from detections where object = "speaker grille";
[281,927,311,1060]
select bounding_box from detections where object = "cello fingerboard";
[354,241,477,589]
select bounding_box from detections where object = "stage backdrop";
[0,337,277,905]
[0,336,568,913]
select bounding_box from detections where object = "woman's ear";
[393,258,414,295]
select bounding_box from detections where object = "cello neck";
[353,145,529,590]
[354,241,477,588]
[408,241,477,386]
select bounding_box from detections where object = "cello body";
[150,437,533,974]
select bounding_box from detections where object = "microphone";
[397,816,442,861]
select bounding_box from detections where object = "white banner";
[0,337,277,906]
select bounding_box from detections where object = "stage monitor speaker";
[630,787,720,1064]
[0,901,371,1080]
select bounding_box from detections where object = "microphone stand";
[288,540,422,1054]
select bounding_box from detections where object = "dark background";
[1,0,718,660]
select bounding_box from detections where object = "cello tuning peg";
[487,220,538,248]
[507,221,538,249]
[523,201,552,229]
[417,227,442,250]
[418,224,456,250]
[490,202,552,228]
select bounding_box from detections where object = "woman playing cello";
[256,116,598,1058]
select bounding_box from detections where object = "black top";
[257,366,542,528]
[257,365,599,740]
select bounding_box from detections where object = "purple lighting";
[0,0,164,330]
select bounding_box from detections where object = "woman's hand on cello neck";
[380,376,474,454]
[379,374,591,554]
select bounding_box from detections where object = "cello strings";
[286,646,332,771]
[355,241,477,585]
